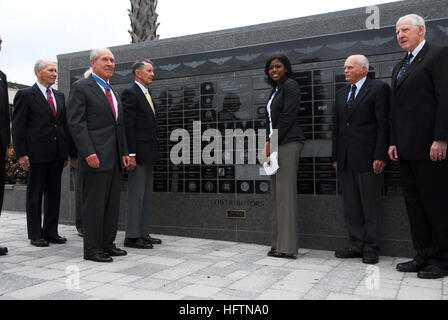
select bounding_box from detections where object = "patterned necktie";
[105,88,117,119]
[46,88,56,117]
[347,84,357,108]
[396,53,413,83]
[145,90,155,114]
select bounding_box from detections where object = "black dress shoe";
[417,265,448,279]
[30,239,49,247]
[396,259,426,272]
[334,247,363,259]
[142,235,162,245]
[105,246,127,256]
[77,229,84,237]
[0,246,8,256]
[363,251,379,264]
[45,235,67,244]
[84,253,113,263]
[267,250,296,259]
[267,247,276,256]
[124,238,153,249]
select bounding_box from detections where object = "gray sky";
[0,0,401,85]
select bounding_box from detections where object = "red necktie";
[46,88,56,117]
[105,88,117,119]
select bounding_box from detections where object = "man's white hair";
[34,59,56,74]
[347,54,370,72]
[397,14,426,36]
[90,48,114,61]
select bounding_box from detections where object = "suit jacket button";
[346,122,350,127]
[54,137,57,140]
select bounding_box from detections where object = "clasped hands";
[85,154,131,169]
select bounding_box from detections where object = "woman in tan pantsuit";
[263,54,305,259]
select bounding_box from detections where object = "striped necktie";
[396,53,413,83]
[46,88,56,117]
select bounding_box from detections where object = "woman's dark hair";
[264,54,293,88]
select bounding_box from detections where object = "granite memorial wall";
[58,1,448,256]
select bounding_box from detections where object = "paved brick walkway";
[0,211,446,300]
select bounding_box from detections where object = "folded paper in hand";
[263,152,279,175]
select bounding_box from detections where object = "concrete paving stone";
[108,275,143,286]
[212,261,235,268]
[397,286,442,300]
[253,257,290,267]
[313,284,355,294]
[0,262,18,272]
[207,250,240,258]
[326,293,376,300]
[82,271,129,283]
[302,249,335,260]
[175,284,222,298]
[140,256,185,266]
[158,280,191,293]
[302,288,331,300]
[181,274,236,288]
[83,283,135,299]
[119,288,184,300]
[165,246,203,254]
[229,274,279,293]
[151,267,201,281]
[45,259,96,272]
[252,266,291,278]
[23,255,68,267]
[226,270,252,280]
[0,255,36,264]
[211,288,260,300]
[402,274,442,289]
[0,274,45,294]
[37,289,94,300]
[284,261,334,272]
[26,268,67,281]
[318,276,361,289]
[2,265,44,276]
[127,276,171,290]
[89,260,142,273]
[6,280,67,299]
[354,285,398,299]
[255,288,305,300]
[120,263,167,277]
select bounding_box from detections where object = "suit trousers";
[26,160,64,240]
[79,163,121,257]
[271,141,303,255]
[70,166,82,232]
[399,158,448,268]
[339,166,383,253]
[125,163,153,239]
[0,147,5,215]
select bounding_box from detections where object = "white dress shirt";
[92,72,118,120]
[36,81,57,111]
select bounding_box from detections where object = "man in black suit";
[0,35,11,255]
[12,60,74,247]
[67,48,130,263]
[389,14,448,279]
[332,54,390,265]
[122,60,161,249]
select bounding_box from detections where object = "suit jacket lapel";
[87,76,116,122]
[31,84,55,119]
[395,43,429,89]
[339,86,350,120]
[133,83,156,121]
[347,78,371,120]
[54,91,64,121]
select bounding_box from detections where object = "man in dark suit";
[12,60,74,247]
[122,60,161,249]
[332,54,390,265]
[389,14,448,279]
[67,48,130,263]
[0,35,11,255]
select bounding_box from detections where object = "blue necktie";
[396,53,413,83]
[347,84,357,108]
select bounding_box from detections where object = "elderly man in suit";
[0,35,10,255]
[12,59,74,247]
[122,59,161,249]
[332,54,390,265]
[389,14,448,279]
[67,48,130,263]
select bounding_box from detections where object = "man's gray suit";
[332,77,390,253]
[122,82,160,239]
[67,75,128,258]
